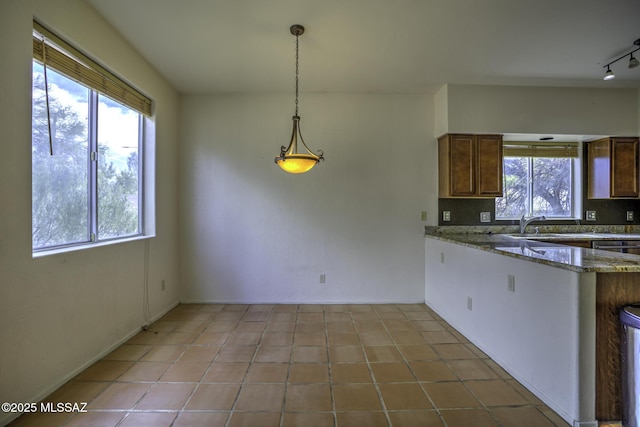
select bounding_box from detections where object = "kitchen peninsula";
[424,226,640,427]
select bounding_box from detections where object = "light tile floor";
[9,304,570,426]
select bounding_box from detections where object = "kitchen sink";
[504,233,569,240]
[504,232,606,241]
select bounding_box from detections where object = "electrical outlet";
[161,280,166,291]
[440,252,445,264]
[507,275,515,292]
[421,211,427,221]
[442,211,451,222]
[319,274,326,284]
[480,212,491,223]
[627,211,634,222]
[586,210,597,221]
[467,297,473,311]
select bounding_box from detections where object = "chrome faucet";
[519,240,546,256]
[520,215,546,235]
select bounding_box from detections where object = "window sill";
[32,234,155,259]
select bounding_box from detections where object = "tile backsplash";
[438,198,640,226]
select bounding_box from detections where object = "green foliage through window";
[496,157,573,219]
[32,63,141,250]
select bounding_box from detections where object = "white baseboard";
[178,299,427,305]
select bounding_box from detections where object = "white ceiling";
[86,0,640,95]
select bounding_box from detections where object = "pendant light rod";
[291,25,303,116]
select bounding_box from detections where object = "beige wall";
[0,1,180,423]
[436,83,639,136]
[179,93,436,304]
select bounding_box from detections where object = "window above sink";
[495,134,598,221]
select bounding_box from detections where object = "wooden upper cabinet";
[588,137,639,199]
[438,133,503,198]
[446,134,475,196]
[476,135,503,196]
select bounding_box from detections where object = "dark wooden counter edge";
[425,232,640,422]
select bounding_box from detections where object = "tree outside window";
[32,63,141,250]
[496,157,573,219]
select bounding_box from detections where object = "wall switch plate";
[507,275,515,292]
[421,211,427,221]
[467,297,473,311]
[586,210,597,221]
[442,211,451,222]
[627,211,634,222]
[480,212,491,223]
[319,274,326,284]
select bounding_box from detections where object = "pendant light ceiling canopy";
[275,25,324,174]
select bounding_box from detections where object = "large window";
[32,22,152,252]
[496,141,580,219]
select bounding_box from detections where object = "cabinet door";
[448,134,476,196]
[611,137,639,198]
[476,135,503,196]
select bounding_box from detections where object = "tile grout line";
[322,305,339,427]
[118,315,186,426]
[211,305,247,427]
[231,304,272,426]
[178,305,230,425]
[278,304,297,427]
[169,307,215,422]
[380,304,447,426]
[360,306,393,427]
[425,316,498,426]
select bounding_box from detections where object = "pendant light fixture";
[275,24,324,174]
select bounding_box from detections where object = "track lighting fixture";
[602,38,640,80]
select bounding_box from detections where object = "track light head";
[603,66,615,80]
[629,54,640,69]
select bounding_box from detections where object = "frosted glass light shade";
[276,155,319,174]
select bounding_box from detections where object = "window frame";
[32,21,154,256]
[495,151,582,221]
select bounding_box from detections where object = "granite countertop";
[424,226,640,273]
